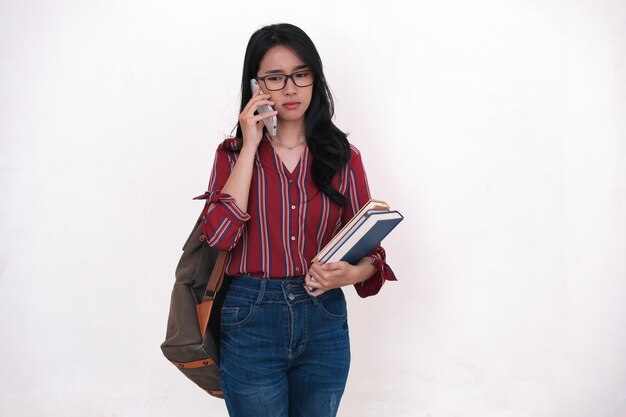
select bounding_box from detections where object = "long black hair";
[233,23,350,206]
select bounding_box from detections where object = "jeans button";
[288,293,295,301]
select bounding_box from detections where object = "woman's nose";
[283,77,298,94]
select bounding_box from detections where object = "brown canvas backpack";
[160,210,230,398]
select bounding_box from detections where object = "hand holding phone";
[250,79,277,136]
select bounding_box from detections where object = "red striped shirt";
[193,133,396,297]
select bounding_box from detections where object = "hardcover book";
[315,199,403,264]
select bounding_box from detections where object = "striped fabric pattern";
[193,133,395,297]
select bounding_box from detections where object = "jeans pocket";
[317,289,348,320]
[221,295,257,329]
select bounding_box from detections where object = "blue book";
[322,210,403,264]
[321,209,387,262]
[315,199,390,262]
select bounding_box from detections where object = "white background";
[1,1,626,416]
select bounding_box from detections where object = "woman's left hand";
[305,259,371,297]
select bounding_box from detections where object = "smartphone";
[250,78,277,137]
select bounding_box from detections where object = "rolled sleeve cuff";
[354,245,397,298]
[193,190,251,222]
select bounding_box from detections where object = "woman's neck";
[272,119,306,147]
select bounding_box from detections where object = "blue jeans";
[220,276,351,417]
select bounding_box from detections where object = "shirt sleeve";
[192,142,250,251]
[341,145,397,298]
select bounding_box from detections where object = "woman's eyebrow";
[264,64,309,74]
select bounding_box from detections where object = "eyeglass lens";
[263,71,314,91]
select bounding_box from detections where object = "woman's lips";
[283,102,301,110]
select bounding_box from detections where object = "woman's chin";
[277,113,305,123]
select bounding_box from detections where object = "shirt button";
[288,179,293,183]
[295,266,300,271]
[291,236,296,241]
[288,293,295,301]
[291,205,296,210]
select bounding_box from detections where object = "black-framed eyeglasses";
[255,70,315,91]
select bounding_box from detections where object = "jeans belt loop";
[255,278,266,306]
[310,292,320,305]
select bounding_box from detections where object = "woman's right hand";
[238,87,278,150]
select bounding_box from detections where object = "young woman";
[194,23,396,417]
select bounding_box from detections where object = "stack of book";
[315,199,403,264]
